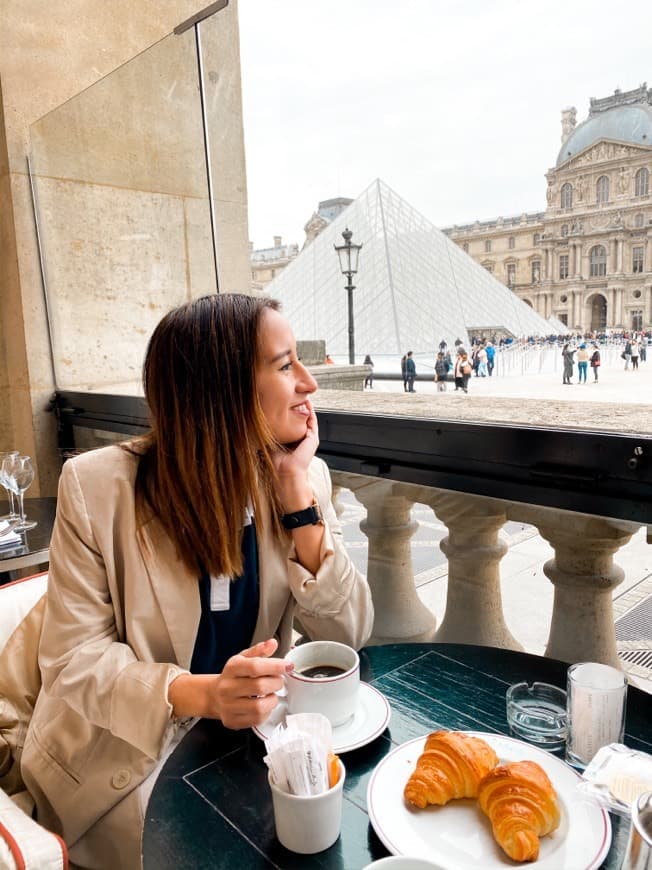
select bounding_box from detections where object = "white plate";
[253,681,391,753]
[367,732,611,870]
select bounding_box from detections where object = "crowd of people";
[369,329,650,394]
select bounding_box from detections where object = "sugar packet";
[578,743,652,816]
[263,712,335,796]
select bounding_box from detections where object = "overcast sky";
[238,0,651,250]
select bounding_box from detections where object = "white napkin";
[0,520,21,547]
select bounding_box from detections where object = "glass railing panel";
[29,27,215,391]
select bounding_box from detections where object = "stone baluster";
[521,507,637,666]
[333,473,437,644]
[424,490,522,650]
[331,484,345,522]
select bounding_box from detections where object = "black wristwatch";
[281,501,324,530]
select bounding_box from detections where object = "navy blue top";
[190,520,260,674]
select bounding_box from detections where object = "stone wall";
[0,1,249,494]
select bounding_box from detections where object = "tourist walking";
[590,344,601,382]
[434,351,448,392]
[562,343,575,384]
[477,345,488,377]
[630,338,639,370]
[622,338,632,370]
[405,351,416,392]
[400,354,408,391]
[454,351,472,393]
[576,343,589,383]
[363,354,374,388]
[485,341,495,376]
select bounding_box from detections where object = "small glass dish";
[506,681,568,750]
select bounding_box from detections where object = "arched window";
[508,236,515,249]
[561,224,568,237]
[560,183,573,209]
[635,167,649,197]
[485,239,492,253]
[589,244,607,277]
[635,212,645,228]
[596,175,609,203]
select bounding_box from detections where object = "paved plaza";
[334,346,652,692]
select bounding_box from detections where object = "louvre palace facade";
[444,84,652,333]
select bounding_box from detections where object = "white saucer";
[253,681,391,753]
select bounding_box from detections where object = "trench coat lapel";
[138,517,201,669]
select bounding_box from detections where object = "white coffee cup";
[285,641,360,727]
[269,759,346,854]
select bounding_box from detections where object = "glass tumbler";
[566,662,627,769]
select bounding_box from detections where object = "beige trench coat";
[21,445,373,868]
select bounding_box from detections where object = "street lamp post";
[334,227,363,364]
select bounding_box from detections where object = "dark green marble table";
[142,644,652,869]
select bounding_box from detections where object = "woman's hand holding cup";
[168,638,293,728]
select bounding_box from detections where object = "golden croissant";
[477,760,561,862]
[404,731,499,808]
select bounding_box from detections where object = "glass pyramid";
[266,179,553,357]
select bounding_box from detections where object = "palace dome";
[556,102,652,166]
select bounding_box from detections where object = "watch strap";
[281,501,323,530]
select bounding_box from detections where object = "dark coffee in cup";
[298,664,347,679]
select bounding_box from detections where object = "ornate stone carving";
[560,106,577,144]
[617,167,630,194]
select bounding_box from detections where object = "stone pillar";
[339,476,437,644]
[533,512,636,666]
[610,238,618,273]
[574,243,583,279]
[425,491,521,650]
[609,288,617,327]
[617,238,624,273]
[331,485,345,522]
[572,290,580,328]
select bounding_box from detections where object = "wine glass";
[5,454,37,532]
[0,451,21,530]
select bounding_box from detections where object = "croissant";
[477,760,561,862]
[404,731,499,808]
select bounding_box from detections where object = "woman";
[454,351,472,393]
[476,345,488,377]
[576,343,589,383]
[630,338,639,370]
[363,354,374,388]
[434,351,448,392]
[562,343,575,384]
[589,343,601,382]
[22,294,373,869]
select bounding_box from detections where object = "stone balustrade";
[332,471,641,667]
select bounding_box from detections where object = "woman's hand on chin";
[273,400,319,507]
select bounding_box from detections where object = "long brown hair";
[128,293,283,577]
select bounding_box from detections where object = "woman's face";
[256,308,318,444]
